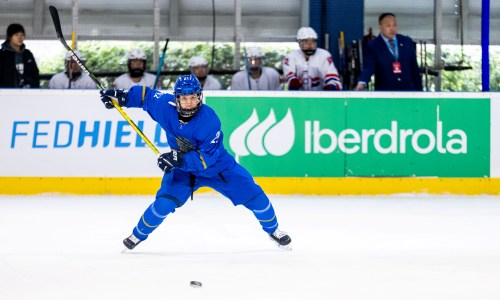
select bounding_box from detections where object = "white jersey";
[201,75,222,90]
[48,72,97,89]
[282,48,342,90]
[231,67,282,90]
[113,72,157,89]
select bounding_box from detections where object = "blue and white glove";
[157,150,184,173]
[99,88,128,109]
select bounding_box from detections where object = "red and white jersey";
[282,48,342,90]
[113,72,157,89]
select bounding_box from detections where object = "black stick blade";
[162,38,170,52]
[49,6,65,41]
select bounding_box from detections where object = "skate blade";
[269,236,292,251]
[277,244,292,251]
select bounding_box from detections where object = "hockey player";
[113,48,157,89]
[48,50,96,89]
[231,47,281,90]
[188,56,222,90]
[283,27,342,91]
[99,74,291,250]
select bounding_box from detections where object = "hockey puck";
[190,281,202,288]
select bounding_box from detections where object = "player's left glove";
[288,77,302,90]
[323,84,340,91]
[100,88,128,109]
[157,150,184,173]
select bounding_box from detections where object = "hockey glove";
[288,77,302,90]
[100,88,128,109]
[323,84,340,91]
[157,150,184,174]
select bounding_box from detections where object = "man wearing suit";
[355,13,422,91]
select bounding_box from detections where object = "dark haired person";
[113,48,157,89]
[0,23,40,88]
[355,13,422,91]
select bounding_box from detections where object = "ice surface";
[1,193,499,300]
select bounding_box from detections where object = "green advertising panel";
[345,98,490,177]
[207,96,346,177]
[206,96,490,178]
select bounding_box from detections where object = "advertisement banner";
[208,96,346,177]
[0,90,169,177]
[207,95,490,178]
[0,90,492,179]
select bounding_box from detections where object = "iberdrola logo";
[229,108,295,162]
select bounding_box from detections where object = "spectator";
[0,23,40,88]
[48,50,96,89]
[231,47,281,90]
[188,56,222,90]
[113,48,157,89]
[282,27,342,91]
[355,13,423,91]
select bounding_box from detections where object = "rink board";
[0,90,499,195]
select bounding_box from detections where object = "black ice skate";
[122,234,142,252]
[269,229,292,250]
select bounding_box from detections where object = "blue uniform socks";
[133,197,177,240]
[243,192,279,234]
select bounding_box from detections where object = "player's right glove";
[157,150,184,173]
[100,88,128,109]
[288,77,302,90]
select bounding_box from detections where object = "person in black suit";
[355,13,422,91]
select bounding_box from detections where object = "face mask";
[303,49,317,56]
[130,68,145,78]
[66,71,82,81]
[249,66,260,73]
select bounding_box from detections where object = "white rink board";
[0,89,169,177]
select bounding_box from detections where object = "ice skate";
[269,229,292,250]
[122,234,142,253]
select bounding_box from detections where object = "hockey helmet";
[174,74,203,118]
[65,50,85,62]
[296,27,318,41]
[127,48,147,60]
[245,47,263,72]
[246,47,263,58]
[127,49,147,77]
[188,56,208,68]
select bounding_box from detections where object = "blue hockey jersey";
[126,85,236,177]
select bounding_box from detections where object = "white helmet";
[127,48,147,60]
[188,56,208,67]
[296,27,318,41]
[65,50,85,61]
[246,47,263,58]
